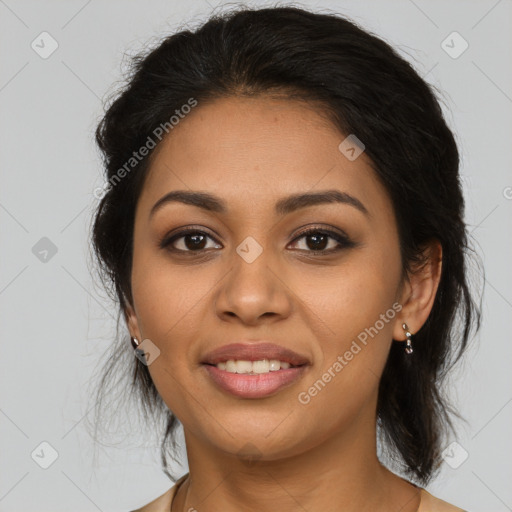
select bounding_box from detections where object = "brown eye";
[289,228,355,254]
[160,229,221,253]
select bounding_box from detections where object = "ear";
[393,239,442,340]
[124,301,142,341]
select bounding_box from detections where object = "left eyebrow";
[149,189,369,218]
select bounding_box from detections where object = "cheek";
[129,253,209,415]
[307,247,401,339]
[300,243,401,395]
[130,243,206,339]
[295,284,399,435]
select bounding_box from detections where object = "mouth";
[200,342,310,399]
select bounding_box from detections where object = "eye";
[159,228,221,253]
[159,226,355,255]
[288,227,355,254]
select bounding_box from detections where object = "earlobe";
[394,240,443,341]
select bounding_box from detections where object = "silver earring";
[402,323,413,354]
[130,336,140,350]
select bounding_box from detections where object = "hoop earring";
[130,336,140,350]
[402,323,413,354]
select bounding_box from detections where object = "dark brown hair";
[88,4,482,486]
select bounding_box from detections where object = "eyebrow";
[149,189,369,218]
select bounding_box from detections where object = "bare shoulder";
[419,489,468,512]
[129,487,175,512]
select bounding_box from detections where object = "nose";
[214,244,293,326]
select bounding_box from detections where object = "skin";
[125,95,442,512]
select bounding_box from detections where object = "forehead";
[138,95,387,218]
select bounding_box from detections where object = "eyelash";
[158,226,356,256]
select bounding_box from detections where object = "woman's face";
[127,95,413,460]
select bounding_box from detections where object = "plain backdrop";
[1,0,511,511]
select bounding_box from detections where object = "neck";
[172,406,421,512]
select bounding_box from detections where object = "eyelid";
[293,224,351,240]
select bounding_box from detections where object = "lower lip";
[202,364,308,398]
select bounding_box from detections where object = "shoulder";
[129,487,174,512]
[419,488,468,512]
[129,474,188,512]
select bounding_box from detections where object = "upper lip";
[201,342,310,366]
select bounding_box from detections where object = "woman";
[90,6,480,511]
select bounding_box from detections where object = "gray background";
[1,0,511,511]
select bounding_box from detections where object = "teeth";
[215,359,292,373]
